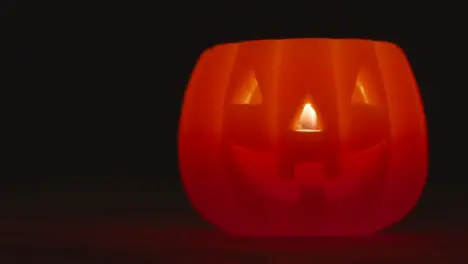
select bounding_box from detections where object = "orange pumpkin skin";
[178,38,428,236]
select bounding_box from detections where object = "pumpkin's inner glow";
[352,72,374,105]
[294,103,321,132]
[351,80,370,104]
[232,71,262,105]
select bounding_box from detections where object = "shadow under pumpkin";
[179,38,427,237]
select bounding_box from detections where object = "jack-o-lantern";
[178,38,428,236]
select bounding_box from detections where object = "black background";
[5,2,468,262]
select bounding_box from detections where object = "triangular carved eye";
[231,70,262,105]
[352,70,375,105]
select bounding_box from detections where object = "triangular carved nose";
[292,102,322,132]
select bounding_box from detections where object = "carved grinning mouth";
[229,139,387,203]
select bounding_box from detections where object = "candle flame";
[294,103,321,132]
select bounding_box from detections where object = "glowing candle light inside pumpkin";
[294,102,322,132]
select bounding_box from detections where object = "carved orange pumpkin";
[179,38,428,236]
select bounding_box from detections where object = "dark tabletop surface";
[1,216,467,263]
